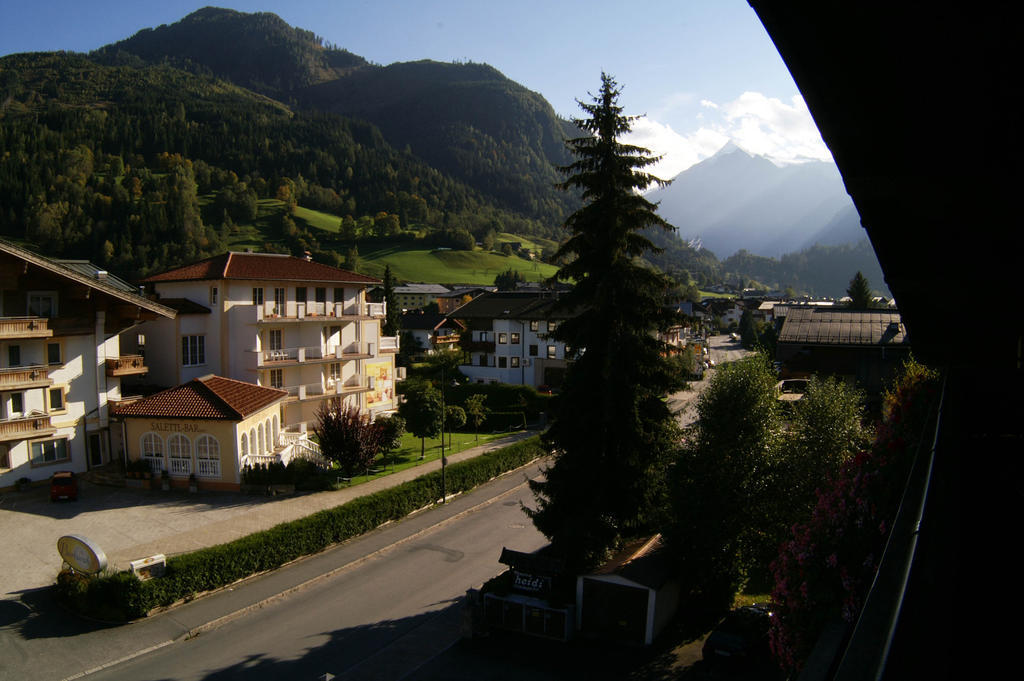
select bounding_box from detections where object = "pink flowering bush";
[768,359,938,672]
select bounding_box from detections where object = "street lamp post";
[440,364,446,504]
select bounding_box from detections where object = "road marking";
[60,639,175,681]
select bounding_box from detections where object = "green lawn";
[293,205,341,232]
[325,429,520,487]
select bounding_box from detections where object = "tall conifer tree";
[382,264,400,336]
[527,74,681,572]
[846,270,874,309]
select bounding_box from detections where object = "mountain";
[648,143,862,258]
[93,7,577,225]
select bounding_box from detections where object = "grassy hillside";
[358,243,557,284]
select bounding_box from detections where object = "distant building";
[437,286,492,314]
[776,307,911,399]
[399,311,464,355]
[450,291,573,388]
[1,240,175,488]
[391,283,450,311]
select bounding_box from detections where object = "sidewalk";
[0,430,537,599]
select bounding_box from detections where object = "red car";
[50,471,78,501]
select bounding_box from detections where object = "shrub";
[55,437,545,621]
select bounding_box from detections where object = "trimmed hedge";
[55,436,545,621]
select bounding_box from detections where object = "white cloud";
[624,91,833,181]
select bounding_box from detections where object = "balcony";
[0,413,56,442]
[0,365,53,391]
[105,355,148,377]
[253,300,385,324]
[256,342,371,367]
[0,316,52,340]
[433,333,461,346]
[283,376,372,402]
[379,336,400,353]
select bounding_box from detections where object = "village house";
[138,252,398,435]
[111,374,304,491]
[399,310,464,356]
[450,291,572,389]
[1,239,175,489]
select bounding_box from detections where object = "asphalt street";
[0,460,547,681]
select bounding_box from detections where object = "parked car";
[702,603,773,664]
[50,471,78,502]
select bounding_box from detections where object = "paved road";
[666,334,752,427]
[0,460,547,681]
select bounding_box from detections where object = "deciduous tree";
[313,400,383,477]
[464,393,489,441]
[398,380,443,460]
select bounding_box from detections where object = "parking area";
[0,479,284,598]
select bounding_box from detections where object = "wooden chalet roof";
[450,291,571,321]
[111,375,287,421]
[142,252,380,285]
[778,307,907,346]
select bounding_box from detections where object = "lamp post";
[440,364,446,504]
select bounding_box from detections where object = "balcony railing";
[168,457,192,476]
[0,413,56,442]
[0,316,53,340]
[283,376,370,401]
[105,355,148,377]
[380,336,399,352]
[254,300,380,323]
[195,458,221,479]
[0,365,53,391]
[257,343,370,367]
[434,333,461,345]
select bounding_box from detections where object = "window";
[252,287,263,305]
[547,345,557,359]
[27,292,57,318]
[498,356,508,368]
[48,387,66,412]
[510,332,520,344]
[296,287,307,304]
[334,288,344,303]
[210,287,218,305]
[529,344,538,357]
[141,432,164,473]
[240,433,248,458]
[0,445,10,470]
[46,342,62,365]
[268,329,283,351]
[195,435,221,478]
[274,287,286,312]
[168,434,191,475]
[315,287,326,304]
[31,438,69,465]
[478,355,487,367]
[328,363,341,382]
[529,320,539,332]
[8,344,21,367]
[511,356,520,368]
[498,333,508,344]
[479,331,489,342]
[548,320,559,332]
[182,335,205,366]
[269,368,283,389]
[7,392,24,417]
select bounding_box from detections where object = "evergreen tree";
[527,74,681,572]
[846,271,874,309]
[382,265,400,337]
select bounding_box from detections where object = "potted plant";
[161,469,170,491]
[188,473,198,493]
[15,476,31,492]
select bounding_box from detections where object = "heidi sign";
[57,535,108,575]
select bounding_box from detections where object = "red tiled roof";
[142,252,381,285]
[111,376,287,420]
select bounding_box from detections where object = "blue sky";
[0,0,833,177]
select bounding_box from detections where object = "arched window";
[141,432,164,473]
[240,433,248,459]
[196,435,221,478]
[272,414,279,443]
[168,434,191,476]
[264,418,273,451]
[258,426,264,455]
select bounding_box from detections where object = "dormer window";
[27,291,57,318]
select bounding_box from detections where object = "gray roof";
[778,307,908,346]
[394,283,450,295]
[450,291,572,321]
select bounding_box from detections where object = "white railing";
[196,458,221,478]
[256,300,362,322]
[169,457,192,476]
[380,336,399,352]
[366,302,386,318]
[144,456,164,474]
[244,453,279,467]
